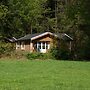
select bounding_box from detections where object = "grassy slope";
[0,59,90,90]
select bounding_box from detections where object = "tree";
[0,0,47,38]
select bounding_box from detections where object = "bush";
[26,53,42,60]
[0,42,15,57]
[26,47,71,60]
[26,52,52,60]
[50,47,71,60]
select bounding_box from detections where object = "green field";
[0,59,90,90]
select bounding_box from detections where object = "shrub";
[50,47,71,60]
[26,52,52,60]
[0,42,15,57]
[26,53,42,60]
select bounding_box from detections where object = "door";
[40,42,46,53]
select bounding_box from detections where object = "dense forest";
[0,0,90,60]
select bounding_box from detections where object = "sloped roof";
[6,37,17,42]
[17,33,42,41]
[17,32,73,41]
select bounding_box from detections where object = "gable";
[32,34,53,42]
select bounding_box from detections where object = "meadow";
[0,59,90,90]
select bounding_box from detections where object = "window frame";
[21,42,25,50]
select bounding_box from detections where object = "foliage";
[76,37,90,60]
[0,0,48,38]
[0,0,90,60]
[26,52,52,60]
[50,47,71,60]
[0,42,15,57]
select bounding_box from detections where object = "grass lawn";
[0,59,90,90]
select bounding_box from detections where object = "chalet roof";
[16,32,73,41]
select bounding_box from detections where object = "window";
[46,42,50,49]
[21,42,25,50]
[38,42,41,49]
[42,42,45,49]
[16,42,20,49]
[36,42,50,52]
[46,42,48,49]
